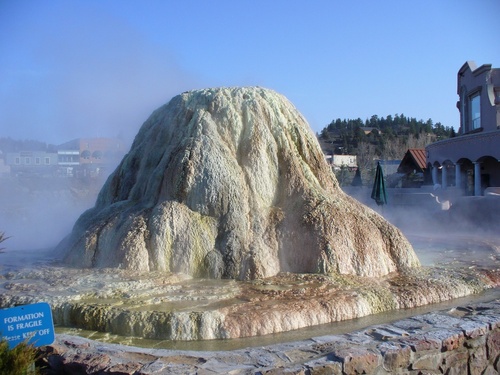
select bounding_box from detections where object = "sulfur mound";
[59,87,420,280]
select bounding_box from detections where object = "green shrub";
[0,339,38,374]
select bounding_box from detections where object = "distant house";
[359,127,381,135]
[5,150,58,177]
[426,61,500,195]
[330,154,357,171]
[398,149,427,174]
[57,138,126,177]
[397,149,429,187]
[4,137,126,178]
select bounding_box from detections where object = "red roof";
[408,149,427,170]
[398,148,427,173]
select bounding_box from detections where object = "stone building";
[426,61,500,196]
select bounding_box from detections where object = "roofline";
[473,64,493,76]
[457,61,494,94]
[458,60,477,76]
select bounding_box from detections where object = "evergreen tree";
[318,114,453,162]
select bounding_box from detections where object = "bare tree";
[406,133,436,149]
[357,141,378,184]
[0,232,10,253]
[381,137,405,160]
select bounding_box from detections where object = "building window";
[470,93,481,130]
[45,157,50,165]
[35,157,41,165]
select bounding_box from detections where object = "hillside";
[317,114,456,186]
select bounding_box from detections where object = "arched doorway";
[477,156,500,195]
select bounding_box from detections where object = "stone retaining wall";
[306,301,500,374]
[41,299,500,374]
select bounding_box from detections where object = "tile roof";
[407,148,427,170]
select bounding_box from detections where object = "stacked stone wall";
[306,301,500,374]
[41,299,500,374]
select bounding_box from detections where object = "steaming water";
[1,232,499,352]
[55,289,499,351]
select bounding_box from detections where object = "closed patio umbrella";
[371,162,387,206]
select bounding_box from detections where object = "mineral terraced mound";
[59,87,420,280]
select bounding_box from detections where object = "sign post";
[0,302,55,348]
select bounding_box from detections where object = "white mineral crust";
[59,87,420,280]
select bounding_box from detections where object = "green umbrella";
[371,162,387,206]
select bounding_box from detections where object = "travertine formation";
[2,258,498,341]
[39,300,500,374]
[59,87,419,279]
[2,237,499,343]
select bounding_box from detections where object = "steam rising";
[0,2,201,251]
[0,2,200,145]
[0,174,105,251]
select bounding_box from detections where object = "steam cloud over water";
[0,174,105,251]
[0,2,200,145]
[1,3,203,252]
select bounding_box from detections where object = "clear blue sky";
[1,0,499,145]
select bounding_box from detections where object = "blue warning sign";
[0,302,55,348]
